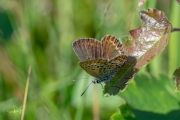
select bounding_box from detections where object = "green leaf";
[111,113,125,120]
[104,8,172,96]
[173,67,180,92]
[111,103,136,120]
[125,8,171,69]
[119,104,136,120]
[118,74,180,120]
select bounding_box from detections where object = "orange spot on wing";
[118,57,126,62]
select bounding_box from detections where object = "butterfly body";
[73,35,127,86]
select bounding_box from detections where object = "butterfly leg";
[100,83,104,89]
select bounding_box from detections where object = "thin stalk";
[171,28,180,32]
[21,66,31,120]
[95,0,112,40]
[93,86,100,120]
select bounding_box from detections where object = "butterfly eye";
[97,80,100,83]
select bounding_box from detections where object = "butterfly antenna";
[81,82,93,96]
[73,78,94,82]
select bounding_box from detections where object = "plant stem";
[171,28,180,32]
[21,66,31,120]
[93,86,100,120]
[95,0,112,40]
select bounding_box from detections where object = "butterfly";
[72,35,127,95]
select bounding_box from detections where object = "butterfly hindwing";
[99,56,127,79]
[79,55,127,83]
[79,59,107,79]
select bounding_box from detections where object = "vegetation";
[0,0,179,119]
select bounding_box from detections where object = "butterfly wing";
[79,59,107,79]
[79,55,127,81]
[72,38,103,62]
[102,35,125,60]
[73,35,127,82]
[99,55,127,79]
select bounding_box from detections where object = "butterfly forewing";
[102,35,125,60]
[72,38,102,62]
[79,59,107,78]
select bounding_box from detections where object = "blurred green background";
[0,0,180,120]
